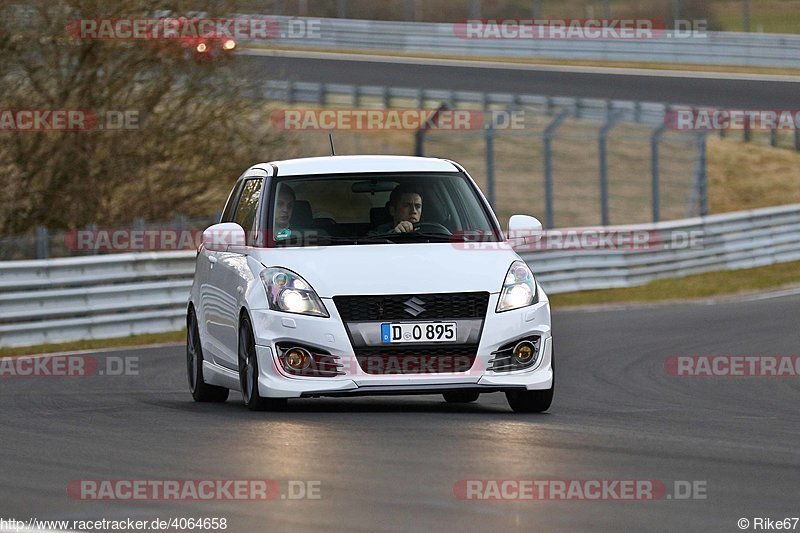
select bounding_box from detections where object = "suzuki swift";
[187,155,553,412]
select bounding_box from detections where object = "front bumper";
[249,293,552,398]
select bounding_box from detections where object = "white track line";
[735,286,800,302]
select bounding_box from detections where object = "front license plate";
[381,322,457,344]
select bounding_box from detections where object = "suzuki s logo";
[403,297,426,317]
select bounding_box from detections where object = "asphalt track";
[238,50,800,108]
[2,292,799,532]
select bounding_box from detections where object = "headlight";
[260,268,329,317]
[496,260,538,312]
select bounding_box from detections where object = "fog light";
[512,341,536,366]
[284,347,310,370]
[223,39,236,50]
[196,42,207,53]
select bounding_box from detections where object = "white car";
[187,155,553,412]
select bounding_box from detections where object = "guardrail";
[2,204,799,348]
[254,16,800,68]
[0,252,194,348]
[520,204,800,293]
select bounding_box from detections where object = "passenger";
[274,184,295,235]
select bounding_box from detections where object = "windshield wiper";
[322,235,395,245]
[370,231,453,242]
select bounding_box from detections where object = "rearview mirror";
[202,222,246,252]
[351,180,397,193]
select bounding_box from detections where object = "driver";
[372,184,423,234]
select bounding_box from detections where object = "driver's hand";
[393,221,415,233]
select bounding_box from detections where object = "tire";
[187,308,229,403]
[238,315,288,412]
[505,345,555,413]
[442,391,480,403]
[505,388,553,413]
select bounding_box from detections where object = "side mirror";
[202,222,246,252]
[507,215,543,244]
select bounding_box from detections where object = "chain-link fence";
[263,80,707,229]
[419,107,703,229]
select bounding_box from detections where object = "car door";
[210,177,264,369]
[197,178,244,366]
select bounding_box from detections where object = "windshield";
[265,172,502,247]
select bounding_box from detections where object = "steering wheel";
[413,222,452,235]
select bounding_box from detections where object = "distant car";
[175,19,236,60]
[149,15,236,60]
[187,156,554,412]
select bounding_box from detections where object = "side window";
[220,180,244,223]
[233,179,263,235]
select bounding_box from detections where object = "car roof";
[249,155,461,177]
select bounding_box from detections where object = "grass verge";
[708,136,800,213]
[0,330,185,357]
[550,260,800,308]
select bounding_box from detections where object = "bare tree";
[0,0,290,234]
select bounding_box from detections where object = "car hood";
[250,243,520,297]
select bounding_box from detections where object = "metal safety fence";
[246,16,800,68]
[1,203,799,348]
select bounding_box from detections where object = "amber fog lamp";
[513,341,535,365]
[284,348,311,370]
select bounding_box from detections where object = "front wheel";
[442,391,480,403]
[239,316,287,411]
[506,345,554,413]
[505,388,553,413]
[187,308,229,403]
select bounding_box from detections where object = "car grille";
[354,344,478,374]
[333,292,490,322]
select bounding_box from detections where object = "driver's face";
[275,192,294,228]
[390,193,422,224]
